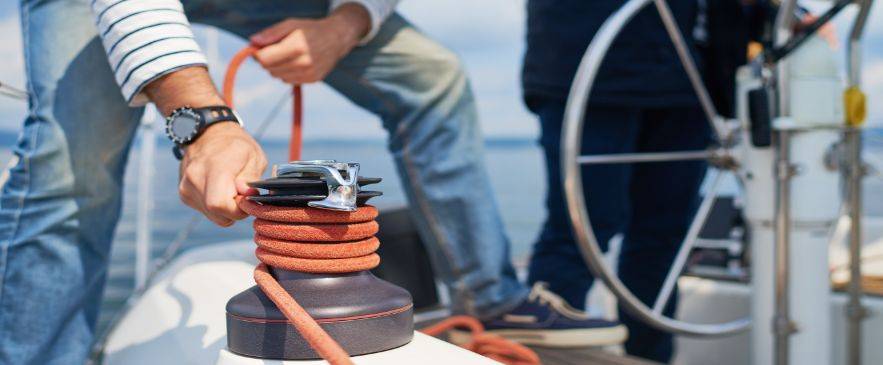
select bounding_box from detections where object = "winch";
[225,160,414,361]
[217,46,536,365]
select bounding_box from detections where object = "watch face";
[166,108,203,144]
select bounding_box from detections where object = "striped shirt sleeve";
[90,0,208,106]
[330,0,400,45]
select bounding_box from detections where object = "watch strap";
[173,145,186,160]
[196,106,240,127]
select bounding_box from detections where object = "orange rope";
[223,46,302,161]
[253,263,353,365]
[225,45,540,365]
[291,85,302,161]
[226,45,351,365]
[421,316,541,365]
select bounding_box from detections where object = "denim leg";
[0,1,142,363]
[527,100,639,310]
[319,14,528,319]
[618,107,711,362]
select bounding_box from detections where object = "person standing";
[522,0,711,362]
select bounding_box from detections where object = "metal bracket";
[845,302,869,321]
[772,315,798,336]
[708,147,740,170]
[775,160,799,179]
[273,160,361,211]
[824,141,843,172]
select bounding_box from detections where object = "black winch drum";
[225,169,415,360]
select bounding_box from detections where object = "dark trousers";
[527,98,712,363]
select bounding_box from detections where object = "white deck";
[102,235,883,365]
[675,277,883,365]
[102,241,497,365]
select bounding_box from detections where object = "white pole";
[134,106,157,289]
[785,129,839,365]
[736,65,778,365]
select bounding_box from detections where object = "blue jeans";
[527,98,711,363]
[1,0,526,363]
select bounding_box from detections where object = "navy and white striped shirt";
[90,0,398,106]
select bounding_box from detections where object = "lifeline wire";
[0,81,28,101]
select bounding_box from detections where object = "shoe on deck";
[451,282,628,348]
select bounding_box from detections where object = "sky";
[0,1,881,141]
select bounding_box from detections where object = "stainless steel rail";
[845,2,874,364]
[844,128,866,365]
[847,0,872,86]
[773,130,796,365]
[561,0,750,336]
[773,0,798,117]
[770,7,798,361]
[578,150,712,165]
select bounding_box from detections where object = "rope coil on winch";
[238,197,383,365]
[224,45,539,365]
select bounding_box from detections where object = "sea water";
[3,130,883,331]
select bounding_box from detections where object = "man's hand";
[178,122,267,227]
[145,67,267,227]
[250,3,371,84]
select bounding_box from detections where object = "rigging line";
[252,88,292,139]
[0,81,28,101]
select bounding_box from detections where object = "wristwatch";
[165,106,242,160]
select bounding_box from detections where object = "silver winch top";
[273,160,361,212]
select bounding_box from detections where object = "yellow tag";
[844,86,867,127]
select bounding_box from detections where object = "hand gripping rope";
[224,45,538,365]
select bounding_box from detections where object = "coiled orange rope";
[225,45,540,365]
[239,198,382,365]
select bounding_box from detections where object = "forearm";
[143,66,226,116]
[329,0,399,44]
[328,3,372,45]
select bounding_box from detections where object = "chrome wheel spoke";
[653,0,727,143]
[578,150,712,165]
[652,170,725,315]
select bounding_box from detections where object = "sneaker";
[452,282,628,348]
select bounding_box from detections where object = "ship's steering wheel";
[560,0,750,336]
